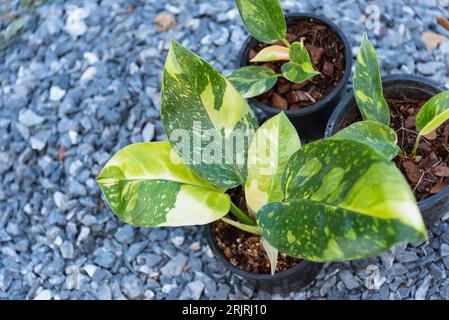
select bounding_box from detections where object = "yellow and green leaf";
[281,41,320,84]
[250,45,290,62]
[245,112,301,214]
[416,90,449,135]
[227,66,278,99]
[257,139,426,262]
[245,113,300,274]
[97,142,230,227]
[331,121,400,159]
[236,0,286,43]
[161,41,259,189]
[354,33,390,125]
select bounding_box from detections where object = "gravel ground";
[1,0,449,300]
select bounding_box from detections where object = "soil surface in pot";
[213,188,300,274]
[249,18,346,111]
[340,98,449,201]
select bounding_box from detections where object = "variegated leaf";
[354,33,390,125]
[236,0,286,43]
[416,90,449,135]
[227,66,278,98]
[261,238,278,275]
[161,41,259,189]
[331,121,400,159]
[245,112,301,214]
[281,41,320,84]
[97,142,230,227]
[257,140,426,262]
[250,45,290,62]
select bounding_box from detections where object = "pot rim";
[325,73,449,208]
[238,12,352,118]
[204,223,318,281]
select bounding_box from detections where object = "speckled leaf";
[331,121,400,159]
[97,142,230,227]
[236,0,286,43]
[250,45,290,62]
[245,112,301,214]
[161,41,259,189]
[281,42,320,84]
[227,66,278,98]
[354,34,390,125]
[257,140,426,262]
[416,90,449,135]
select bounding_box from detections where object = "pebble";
[141,122,155,142]
[49,86,66,102]
[34,289,52,300]
[161,253,188,277]
[18,109,45,127]
[121,274,144,299]
[186,280,204,300]
[94,248,116,268]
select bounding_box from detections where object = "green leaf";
[331,121,400,160]
[235,0,286,43]
[227,66,278,99]
[281,41,320,84]
[257,139,426,262]
[354,33,390,125]
[416,90,449,135]
[250,45,290,62]
[245,112,301,213]
[97,142,230,227]
[161,41,259,189]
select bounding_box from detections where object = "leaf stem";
[281,38,291,48]
[412,133,421,156]
[221,217,261,236]
[229,201,256,225]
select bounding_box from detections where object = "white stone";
[65,7,89,37]
[142,123,155,141]
[83,52,98,64]
[18,109,45,127]
[83,264,97,278]
[80,66,97,81]
[34,289,52,300]
[49,86,66,102]
[53,191,68,209]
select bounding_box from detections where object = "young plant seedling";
[337,33,449,160]
[226,0,320,98]
[98,41,426,275]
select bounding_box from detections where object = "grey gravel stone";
[339,270,361,290]
[94,248,116,268]
[18,109,45,127]
[121,274,144,299]
[415,276,431,300]
[186,280,204,300]
[161,253,188,277]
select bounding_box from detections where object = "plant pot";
[238,12,352,142]
[325,74,449,225]
[204,223,323,294]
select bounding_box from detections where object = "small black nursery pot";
[238,12,352,142]
[204,224,323,294]
[326,74,449,225]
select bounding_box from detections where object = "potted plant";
[227,0,352,141]
[97,41,426,294]
[326,34,449,225]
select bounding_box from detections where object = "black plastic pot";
[325,74,449,225]
[238,12,352,142]
[204,224,323,294]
